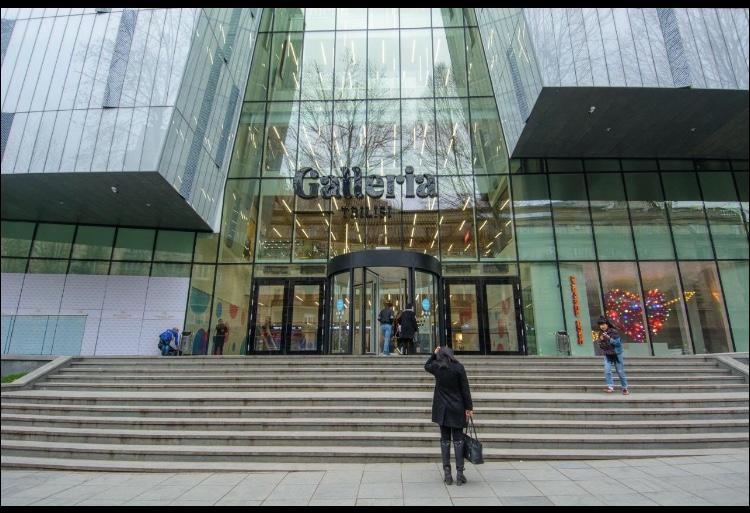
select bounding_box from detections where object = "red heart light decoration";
[604,289,646,343]
[644,288,668,336]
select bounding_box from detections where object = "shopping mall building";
[1,8,748,358]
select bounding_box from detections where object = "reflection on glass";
[401,99,436,173]
[470,97,508,174]
[1,221,35,257]
[304,7,335,31]
[639,262,692,355]
[599,261,650,355]
[213,265,252,355]
[400,29,433,97]
[353,268,365,354]
[432,8,464,28]
[559,262,603,355]
[183,264,215,355]
[486,284,518,352]
[366,99,400,175]
[294,189,330,261]
[112,228,155,261]
[368,30,400,98]
[289,284,321,351]
[219,179,259,263]
[263,102,298,176]
[475,175,514,260]
[587,174,636,260]
[273,8,304,32]
[336,8,367,30]
[268,32,303,101]
[154,231,193,262]
[415,270,438,353]
[662,172,714,259]
[435,97,471,174]
[733,172,749,233]
[332,100,367,169]
[254,284,284,352]
[624,173,674,259]
[520,262,564,356]
[400,8,431,28]
[432,27,468,97]
[512,174,555,260]
[368,8,399,29]
[403,194,439,257]
[244,32,270,101]
[31,224,75,259]
[256,179,294,261]
[301,31,335,100]
[679,261,733,354]
[440,176,476,259]
[297,101,333,172]
[465,27,493,96]
[717,261,748,352]
[334,31,366,100]
[448,283,479,351]
[330,271,351,353]
[230,103,265,177]
[72,226,114,260]
[699,172,748,259]
[549,174,595,260]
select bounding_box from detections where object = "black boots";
[440,440,453,485]
[453,439,467,485]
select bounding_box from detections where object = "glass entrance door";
[445,278,524,354]
[249,279,324,354]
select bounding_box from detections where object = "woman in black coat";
[397,303,418,355]
[424,345,474,486]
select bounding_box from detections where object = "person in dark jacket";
[424,345,474,486]
[397,303,418,355]
[596,315,629,395]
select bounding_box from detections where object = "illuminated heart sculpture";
[604,289,646,343]
[644,288,668,336]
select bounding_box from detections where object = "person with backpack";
[596,315,630,395]
[158,327,180,356]
[378,302,394,356]
[397,303,418,355]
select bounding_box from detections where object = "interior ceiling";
[1,172,212,231]
[512,87,749,160]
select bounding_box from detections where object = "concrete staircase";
[1,355,748,472]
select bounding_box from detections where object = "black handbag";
[463,416,484,465]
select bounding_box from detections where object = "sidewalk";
[2,449,748,506]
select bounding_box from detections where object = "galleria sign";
[294,166,437,200]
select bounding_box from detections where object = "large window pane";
[151,263,190,277]
[368,30,400,98]
[718,261,749,352]
[365,183,403,250]
[400,8,431,28]
[244,33,271,101]
[512,174,555,260]
[1,221,35,257]
[587,174,636,260]
[402,194,439,258]
[219,180,261,263]
[30,223,75,259]
[368,8,398,30]
[183,264,215,355]
[400,29,433,98]
[336,8,367,30]
[549,174,595,260]
[679,261,733,354]
[71,225,114,260]
[662,172,714,260]
[433,8,464,28]
[255,179,294,261]
[366,99,400,175]
[109,261,151,276]
[520,263,564,356]
[229,102,265,177]
[154,231,194,262]
[332,100,367,171]
[559,262,603,355]
[439,176,476,260]
[465,27,493,96]
[273,8,304,32]
[68,261,109,275]
[475,175,514,260]
[334,31,366,100]
[624,173,675,259]
[401,98,436,173]
[289,283,321,351]
[268,32,303,101]
[262,102,298,177]
[639,261,692,355]
[28,259,68,274]
[470,97,508,174]
[599,261,651,355]
[329,271,351,353]
[112,228,155,261]
[193,233,218,263]
[294,187,330,261]
[734,172,748,233]
[297,101,333,173]
[447,283,480,352]
[699,172,748,259]
[212,265,252,355]
[304,7,335,31]
[435,97,471,175]
[432,27,467,97]
[300,31,335,100]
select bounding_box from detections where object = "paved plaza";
[2,449,748,506]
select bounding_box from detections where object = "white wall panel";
[60,274,107,310]
[1,112,26,172]
[107,107,133,171]
[18,274,65,312]
[120,9,151,108]
[58,109,86,172]
[44,15,81,111]
[92,108,117,171]
[103,275,149,312]
[2,18,40,112]
[95,318,141,355]
[90,11,121,108]
[28,111,56,172]
[13,111,42,173]
[0,273,24,315]
[59,14,95,111]
[1,18,27,108]
[30,16,67,112]
[75,13,109,109]
[74,108,102,171]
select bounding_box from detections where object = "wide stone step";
[3,391,746,409]
[3,430,747,458]
[32,381,750,394]
[47,373,739,384]
[3,414,746,435]
[3,403,747,421]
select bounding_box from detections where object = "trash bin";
[179,331,192,356]
[555,331,570,356]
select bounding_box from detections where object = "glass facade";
[1,8,747,358]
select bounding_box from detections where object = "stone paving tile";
[308,498,357,506]
[642,491,714,506]
[689,487,750,506]
[675,462,738,476]
[446,481,496,498]
[156,473,213,488]
[219,476,285,502]
[0,498,38,506]
[693,454,741,463]
[357,482,402,499]
[173,484,235,502]
[510,461,554,470]
[519,468,570,481]
[320,470,364,484]
[583,459,630,468]
[712,461,750,473]
[199,473,250,487]
[656,456,702,465]
[132,486,196,502]
[577,477,627,495]
[592,493,659,506]
[598,466,654,479]
[703,472,750,489]
[557,467,608,481]
[75,498,130,506]
[451,496,503,506]
[26,497,83,506]
[402,482,450,499]
[404,497,453,506]
[489,481,544,498]
[356,498,405,506]
[168,499,218,506]
[361,470,402,484]
[662,475,736,493]
[402,467,443,483]
[500,496,555,506]
[547,494,606,505]
[530,480,589,497]
[213,500,264,506]
[311,483,361,500]
[262,499,311,506]
[549,461,595,469]
[277,471,324,485]
[477,469,528,482]
[363,463,402,472]
[616,477,672,494]
[636,464,694,478]
[479,462,516,470]
[126,500,180,507]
